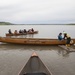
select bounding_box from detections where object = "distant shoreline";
[0,22,75,25]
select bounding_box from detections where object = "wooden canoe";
[0,37,75,45]
[6,31,38,36]
[18,52,52,75]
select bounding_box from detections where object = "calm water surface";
[0,25,75,75]
[0,25,75,38]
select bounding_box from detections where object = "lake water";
[0,25,75,38]
[0,25,75,75]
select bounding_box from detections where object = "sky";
[0,0,75,24]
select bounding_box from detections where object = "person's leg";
[66,38,71,47]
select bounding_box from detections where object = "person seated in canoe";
[28,28,34,32]
[19,29,22,33]
[14,30,18,34]
[23,29,27,33]
[58,33,63,40]
[8,29,12,34]
[28,29,31,32]
[31,28,34,32]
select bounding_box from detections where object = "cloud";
[0,0,75,24]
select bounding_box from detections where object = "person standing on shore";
[63,32,71,47]
[63,31,67,39]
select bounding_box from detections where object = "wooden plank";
[58,45,75,52]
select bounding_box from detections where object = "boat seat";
[24,72,47,75]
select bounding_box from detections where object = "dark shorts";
[66,37,71,44]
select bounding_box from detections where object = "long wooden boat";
[18,52,52,75]
[6,31,38,36]
[0,37,75,45]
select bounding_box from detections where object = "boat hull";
[18,52,52,75]
[0,37,75,45]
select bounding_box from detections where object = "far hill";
[0,22,14,25]
[0,21,75,25]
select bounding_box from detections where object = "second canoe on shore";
[0,37,75,45]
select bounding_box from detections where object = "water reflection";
[57,46,75,57]
[6,34,36,38]
[0,44,75,57]
[57,49,70,57]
